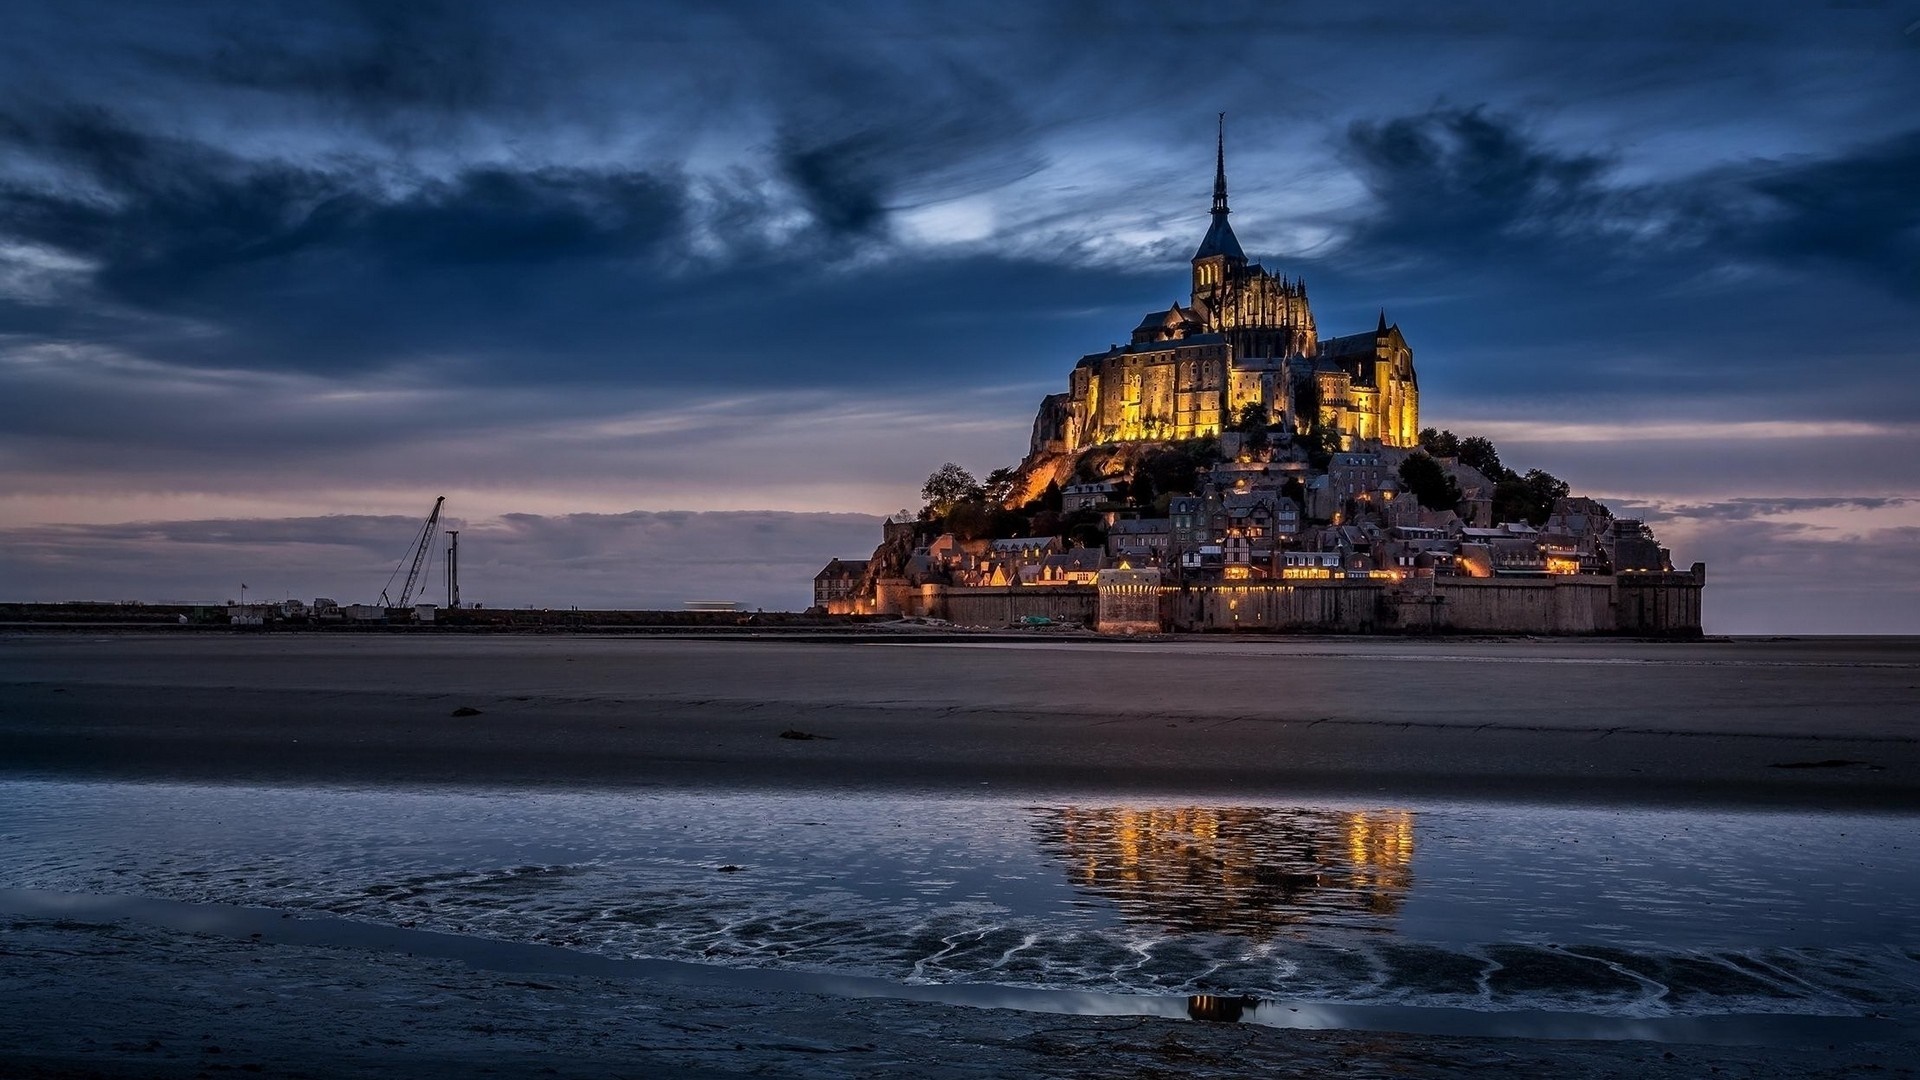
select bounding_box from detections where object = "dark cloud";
[1650,497,1913,522]
[178,0,504,117]
[1726,130,1920,288]
[0,511,883,611]
[1339,106,1615,265]
[0,105,684,299]
[0,95,1128,387]
[778,131,894,238]
[0,0,1915,632]
[1329,104,1920,296]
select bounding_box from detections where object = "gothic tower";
[1191,113,1246,309]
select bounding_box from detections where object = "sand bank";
[2,634,1915,807]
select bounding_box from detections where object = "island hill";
[816,128,1704,637]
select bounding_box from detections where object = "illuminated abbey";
[1029,120,1419,456]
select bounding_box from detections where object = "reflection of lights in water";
[1033,806,1415,937]
[1187,994,1258,1022]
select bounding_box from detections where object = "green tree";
[1137,445,1208,497]
[1304,425,1340,470]
[1521,469,1570,524]
[1229,402,1269,432]
[1457,437,1508,481]
[945,500,992,540]
[921,463,982,516]
[1419,428,1460,457]
[1397,453,1462,512]
[982,467,1019,507]
[1291,376,1321,432]
[1067,517,1108,549]
[1129,468,1156,506]
[1491,469,1571,526]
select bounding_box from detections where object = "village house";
[812,559,869,610]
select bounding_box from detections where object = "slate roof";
[1319,330,1381,358]
[1192,213,1246,262]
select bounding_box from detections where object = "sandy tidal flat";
[2,632,1917,1078]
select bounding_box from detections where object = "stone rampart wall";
[873,572,1703,636]
[933,587,1098,628]
[1390,578,1616,634]
[1163,582,1386,633]
[1152,573,1703,636]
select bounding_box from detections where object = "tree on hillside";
[1129,468,1156,506]
[1491,479,1531,526]
[1419,428,1460,457]
[1229,402,1269,432]
[1523,469,1570,521]
[1291,376,1322,432]
[1304,425,1340,470]
[1067,515,1108,549]
[982,467,1018,507]
[1457,436,1507,481]
[920,463,982,516]
[1398,453,1462,512]
[1136,444,1212,497]
[944,500,991,540]
[1490,468,1570,526]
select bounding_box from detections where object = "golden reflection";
[1033,806,1414,937]
[1187,994,1257,1022]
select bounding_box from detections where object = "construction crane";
[380,496,445,608]
[445,529,461,609]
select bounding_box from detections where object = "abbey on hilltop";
[810,118,1704,638]
[1029,118,1418,457]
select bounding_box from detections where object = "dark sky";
[1,0,1915,629]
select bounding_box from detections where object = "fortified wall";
[1161,570,1703,637]
[869,579,1099,628]
[868,567,1705,638]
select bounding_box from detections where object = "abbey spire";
[1212,111,1230,216]
[1192,112,1246,309]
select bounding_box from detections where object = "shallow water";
[3,781,1917,1026]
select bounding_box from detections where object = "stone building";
[811,558,868,610]
[1029,119,1419,458]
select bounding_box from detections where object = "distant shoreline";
[8,617,1912,643]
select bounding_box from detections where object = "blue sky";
[0,0,1915,629]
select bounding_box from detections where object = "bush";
[1398,453,1462,512]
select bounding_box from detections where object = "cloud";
[0,0,1914,633]
[1327,104,1920,296]
[0,509,884,611]
[1646,496,1914,523]
[0,348,1038,523]
[1338,106,1616,265]
[1725,129,1920,287]
[171,0,507,119]
[1450,419,1917,444]
[0,97,1163,391]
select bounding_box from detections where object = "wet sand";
[3,916,1910,1080]
[3,632,1917,1078]
[2,633,1916,807]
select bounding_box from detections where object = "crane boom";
[381,496,445,608]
